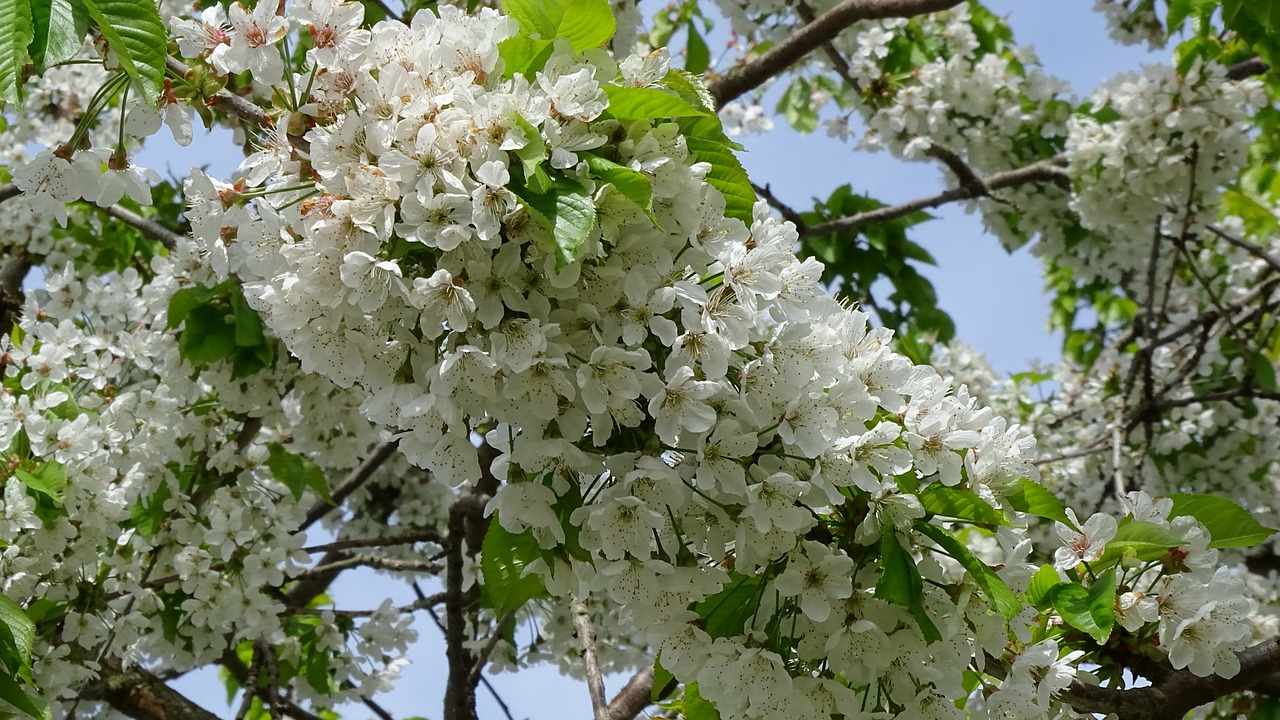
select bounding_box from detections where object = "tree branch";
[606,666,657,720]
[801,155,1069,237]
[572,598,610,720]
[167,57,274,129]
[709,0,965,107]
[300,439,399,531]
[1064,637,1280,719]
[1227,57,1269,80]
[81,660,222,720]
[101,204,184,249]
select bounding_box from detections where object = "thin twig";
[300,440,399,531]
[572,597,610,720]
[301,529,443,555]
[101,204,185,249]
[751,182,808,231]
[801,156,1069,237]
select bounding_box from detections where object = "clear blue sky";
[160,2,1162,718]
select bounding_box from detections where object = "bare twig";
[300,440,399,531]
[301,529,443,555]
[801,156,1069,237]
[709,0,965,107]
[292,554,443,578]
[572,598,610,720]
[0,183,21,203]
[751,182,808,231]
[102,204,184,249]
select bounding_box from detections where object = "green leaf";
[480,517,548,616]
[0,0,34,106]
[918,485,1009,526]
[1098,520,1182,566]
[684,136,757,224]
[683,682,720,720]
[694,573,761,639]
[0,673,50,720]
[916,523,1020,619]
[1004,478,1076,529]
[166,285,217,329]
[875,531,921,607]
[556,0,615,51]
[0,593,33,682]
[1052,569,1116,645]
[230,291,265,348]
[1168,493,1277,548]
[502,0,614,52]
[178,304,237,366]
[266,443,332,503]
[584,154,658,225]
[684,22,709,74]
[497,35,553,78]
[663,69,716,114]
[29,0,88,72]
[512,114,551,193]
[1025,564,1064,609]
[14,463,67,504]
[77,0,167,102]
[513,176,596,267]
[130,480,171,539]
[603,85,710,119]
[651,657,673,702]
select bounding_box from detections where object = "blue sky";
[160,2,1164,718]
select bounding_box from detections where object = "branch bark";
[709,0,964,107]
[801,155,1069,237]
[1064,637,1280,720]
[606,666,657,720]
[572,598,610,720]
[81,661,222,720]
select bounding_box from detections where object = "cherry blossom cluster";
[0,253,429,711]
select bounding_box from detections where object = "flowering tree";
[2,0,1280,719]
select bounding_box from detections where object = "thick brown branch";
[81,661,222,720]
[1227,57,1270,80]
[0,247,33,332]
[606,666,657,720]
[709,0,964,107]
[1064,637,1280,719]
[802,156,1068,237]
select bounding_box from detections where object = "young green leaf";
[1025,564,1064,609]
[502,0,614,52]
[876,531,922,607]
[29,0,88,72]
[0,673,51,720]
[1051,569,1116,646]
[0,593,33,682]
[14,463,67,504]
[603,86,710,119]
[684,136,757,224]
[917,523,1020,618]
[513,176,596,267]
[0,0,34,106]
[1004,478,1076,529]
[480,518,548,616]
[266,443,333,503]
[77,0,167,103]
[918,484,1009,526]
[1168,493,1277,548]
[682,682,721,720]
[584,154,659,226]
[685,22,710,74]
